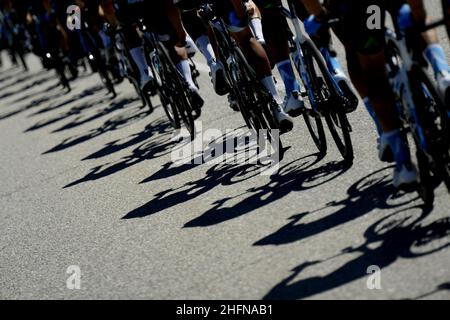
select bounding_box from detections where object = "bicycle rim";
[234,47,281,152]
[412,67,450,197]
[298,42,328,155]
[304,39,353,163]
[159,44,195,139]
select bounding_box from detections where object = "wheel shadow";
[263,170,450,299]
[24,94,113,132]
[63,118,175,188]
[43,101,149,154]
[183,156,348,228]
[123,144,348,225]
[27,85,105,117]
[82,117,171,161]
[414,282,450,299]
[254,167,408,246]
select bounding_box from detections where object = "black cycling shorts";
[323,0,385,54]
[113,0,173,38]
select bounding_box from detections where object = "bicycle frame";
[281,0,346,112]
[198,4,245,87]
[386,28,429,150]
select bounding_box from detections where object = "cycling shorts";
[113,0,174,39]
[324,0,407,54]
[323,0,385,54]
[214,0,249,33]
[252,0,280,9]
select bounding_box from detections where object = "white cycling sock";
[130,47,150,80]
[250,18,265,44]
[276,59,300,95]
[261,76,282,105]
[186,35,197,54]
[195,35,216,66]
[177,59,197,90]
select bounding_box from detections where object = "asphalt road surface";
[1,1,450,300]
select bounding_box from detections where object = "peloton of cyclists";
[2,0,450,192]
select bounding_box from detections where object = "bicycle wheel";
[411,66,450,201]
[303,38,353,163]
[144,39,178,125]
[54,57,71,92]
[233,46,282,152]
[295,48,327,155]
[158,43,195,139]
[303,110,327,155]
[97,56,118,99]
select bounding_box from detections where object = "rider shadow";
[24,94,113,132]
[413,282,450,299]
[138,127,253,184]
[50,95,140,133]
[82,117,172,161]
[28,85,105,117]
[0,70,49,98]
[63,119,176,189]
[0,81,63,121]
[0,67,22,84]
[43,100,149,155]
[123,145,346,224]
[122,128,274,219]
[254,167,409,246]
[183,155,348,228]
[122,161,264,220]
[0,73,55,101]
[262,178,450,299]
[11,81,61,105]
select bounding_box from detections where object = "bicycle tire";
[296,41,327,156]
[411,66,450,199]
[144,37,179,124]
[54,57,71,92]
[233,46,282,153]
[158,43,195,139]
[303,38,353,163]
[97,58,118,99]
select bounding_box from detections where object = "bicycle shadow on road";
[413,282,450,299]
[0,66,23,84]
[183,155,348,228]
[82,117,172,161]
[122,144,348,225]
[43,98,147,155]
[122,161,264,220]
[122,128,274,219]
[25,95,112,132]
[0,69,51,99]
[262,169,450,299]
[138,127,254,184]
[0,81,63,121]
[27,85,105,118]
[63,118,175,188]
[254,167,410,246]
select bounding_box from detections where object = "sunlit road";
[1,1,450,299]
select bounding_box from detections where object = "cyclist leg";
[331,1,418,188]
[253,0,304,116]
[397,0,450,105]
[175,1,228,96]
[113,0,154,90]
[151,0,204,109]
[221,0,294,128]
